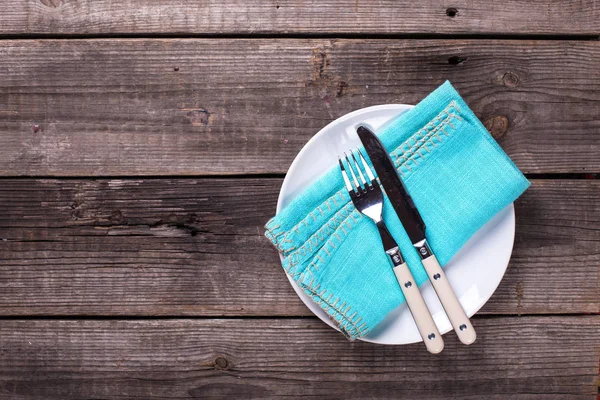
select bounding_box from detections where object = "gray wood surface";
[1,0,598,36]
[1,3,599,397]
[0,317,598,399]
[0,179,597,316]
[0,39,598,176]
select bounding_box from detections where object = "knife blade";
[356,126,427,251]
[357,125,476,345]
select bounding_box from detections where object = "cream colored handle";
[393,263,444,354]
[422,255,476,345]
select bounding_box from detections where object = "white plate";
[276,104,515,345]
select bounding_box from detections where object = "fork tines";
[338,149,384,223]
[338,149,376,195]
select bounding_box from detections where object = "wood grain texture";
[0,179,597,316]
[0,39,599,176]
[0,317,598,399]
[0,0,598,36]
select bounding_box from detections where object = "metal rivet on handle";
[433,273,441,280]
[404,281,412,288]
[427,333,436,340]
[460,324,467,331]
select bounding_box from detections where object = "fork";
[339,150,444,354]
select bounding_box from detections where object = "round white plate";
[276,104,515,345]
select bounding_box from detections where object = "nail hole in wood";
[448,56,467,65]
[446,7,458,17]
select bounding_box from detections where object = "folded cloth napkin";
[265,81,530,340]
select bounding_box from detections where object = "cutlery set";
[338,125,476,354]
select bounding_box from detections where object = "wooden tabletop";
[0,1,598,399]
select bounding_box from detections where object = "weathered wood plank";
[0,39,598,176]
[0,179,597,316]
[0,317,598,399]
[1,0,598,36]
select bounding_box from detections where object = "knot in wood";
[186,109,211,126]
[515,281,524,313]
[40,0,62,7]
[109,210,124,223]
[309,46,330,84]
[214,357,229,370]
[336,81,348,97]
[502,72,519,87]
[483,115,509,139]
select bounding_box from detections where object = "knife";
[357,125,476,345]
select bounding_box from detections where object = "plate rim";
[278,104,411,204]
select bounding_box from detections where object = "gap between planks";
[0,173,596,181]
[0,33,599,41]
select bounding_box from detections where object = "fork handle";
[390,252,444,354]
[421,254,477,345]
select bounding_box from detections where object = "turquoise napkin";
[265,81,530,340]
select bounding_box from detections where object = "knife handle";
[421,254,477,345]
[391,257,444,354]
